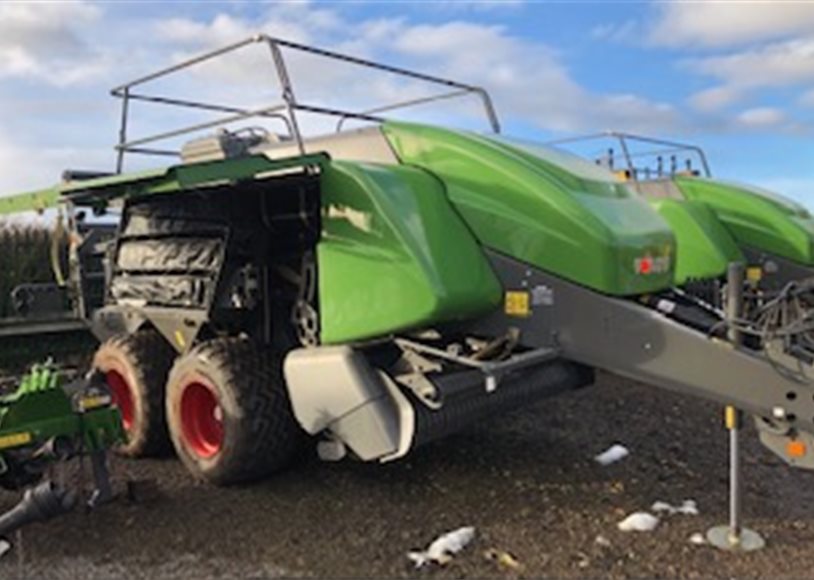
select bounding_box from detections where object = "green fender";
[675,177,814,266]
[648,198,744,284]
[318,161,502,344]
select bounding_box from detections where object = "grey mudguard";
[283,346,412,462]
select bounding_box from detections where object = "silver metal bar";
[394,337,559,392]
[267,39,305,156]
[481,346,559,375]
[335,88,472,132]
[546,131,712,178]
[121,147,180,157]
[725,262,745,540]
[116,88,130,174]
[296,103,384,124]
[125,93,295,137]
[544,132,615,146]
[116,104,288,150]
[272,36,477,92]
[477,87,501,134]
[616,134,639,192]
[111,36,262,93]
[730,414,742,537]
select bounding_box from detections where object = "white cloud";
[735,107,786,129]
[146,12,678,135]
[649,2,814,48]
[0,137,109,195]
[689,38,814,89]
[389,21,677,133]
[681,36,814,115]
[0,1,109,85]
[688,85,741,112]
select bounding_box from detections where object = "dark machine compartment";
[104,172,320,347]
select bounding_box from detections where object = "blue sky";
[2,0,814,206]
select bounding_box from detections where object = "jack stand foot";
[706,526,765,551]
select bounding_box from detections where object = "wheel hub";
[180,382,224,458]
[106,370,135,431]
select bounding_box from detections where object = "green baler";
[552,132,814,289]
[674,176,814,279]
[2,37,814,487]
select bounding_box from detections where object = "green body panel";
[648,198,744,284]
[0,187,60,216]
[318,161,502,344]
[0,154,327,215]
[62,153,328,205]
[675,177,814,266]
[383,122,675,296]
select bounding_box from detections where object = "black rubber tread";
[165,337,303,485]
[92,330,175,457]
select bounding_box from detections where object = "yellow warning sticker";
[80,395,111,411]
[0,431,32,450]
[746,266,763,283]
[505,291,531,317]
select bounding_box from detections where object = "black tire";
[165,337,303,485]
[92,330,175,457]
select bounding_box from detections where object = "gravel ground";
[2,370,814,579]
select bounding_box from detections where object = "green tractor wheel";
[92,330,175,457]
[165,337,303,485]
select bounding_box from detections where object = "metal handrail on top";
[546,131,712,181]
[110,34,502,173]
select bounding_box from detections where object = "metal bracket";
[394,337,559,394]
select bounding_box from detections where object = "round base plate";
[706,526,765,551]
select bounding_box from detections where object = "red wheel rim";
[106,370,135,431]
[180,381,224,458]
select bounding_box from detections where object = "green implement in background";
[0,188,60,216]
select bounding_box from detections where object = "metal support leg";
[707,263,764,551]
[87,451,113,509]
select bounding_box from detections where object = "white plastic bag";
[594,444,629,466]
[408,526,476,567]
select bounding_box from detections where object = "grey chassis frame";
[467,251,814,437]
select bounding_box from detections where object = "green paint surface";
[318,161,502,343]
[676,177,814,265]
[0,154,328,215]
[383,122,675,296]
[649,198,743,283]
[0,366,124,460]
[0,188,60,216]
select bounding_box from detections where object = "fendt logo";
[634,255,670,275]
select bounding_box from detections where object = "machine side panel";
[649,198,744,283]
[383,122,676,296]
[676,176,814,266]
[318,161,502,344]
